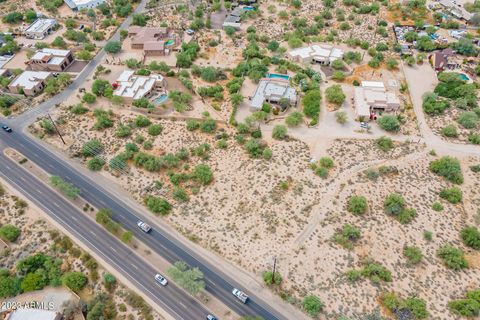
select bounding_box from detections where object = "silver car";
[154,274,168,286]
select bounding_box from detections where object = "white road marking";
[90,231,97,236]
[71,216,78,221]
[110,246,117,253]
[53,202,60,208]
[131,263,139,270]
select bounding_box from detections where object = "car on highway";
[2,125,12,133]
[232,288,248,303]
[206,314,217,320]
[154,274,168,286]
[137,220,151,233]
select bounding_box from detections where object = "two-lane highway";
[0,153,209,319]
[0,129,285,320]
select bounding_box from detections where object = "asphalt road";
[0,152,209,320]
[0,130,285,320]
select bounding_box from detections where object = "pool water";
[268,73,290,80]
[165,39,175,46]
[243,6,255,10]
[153,94,168,105]
[458,73,469,81]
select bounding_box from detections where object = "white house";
[287,44,344,65]
[354,81,400,119]
[113,70,166,102]
[250,78,297,111]
[64,0,106,10]
[24,19,57,40]
[8,71,51,96]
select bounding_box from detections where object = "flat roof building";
[438,0,473,21]
[28,48,74,72]
[8,70,51,96]
[128,27,180,56]
[64,0,105,10]
[354,81,400,119]
[288,44,344,65]
[250,78,297,111]
[5,309,63,320]
[25,19,57,40]
[113,70,166,102]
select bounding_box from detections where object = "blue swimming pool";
[459,73,469,81]
[268,73,290,80]
[243,6,255,10]
[153,94,168,105]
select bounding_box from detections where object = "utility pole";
[47,113,66,145]
[271,256,277,284]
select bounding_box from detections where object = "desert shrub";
[319,157,334,168]
[384,193,416,223]
[173,187,189,202]
[244,139,266,158]
[381,292,429,319]
[167,261,205,295]
[448,289,480,317]
[437,245,468,270]
[302,295,323,317]
[192,164,213,185]
[0,225,20,242]
[200,118,216,133]
[441,124,458,137]
[315,166,328,178]
[361,262,392,283]
[285,111,303,127]
[469,133,480,144]
[134,115,151,127]
[461,226,480,250]
[186,120,200,131]
[50,176,80,199]
[262,271,282,285]
[432,202,443,211]
[144,196,172,215]
[62,272,87,293]
[82,92,96,104]
[87,157,105,171]
[439,187,462,204]
[272,125,287,140]
[325,84,346,105]
[403,246,423,265]
[147,124,162,136]
[429,156,463,184]
[457,111,479,129]
[423,230,433,241]
[333,224,361,249]
[378,115,400,132]
[375,136,394,152]
[347,195,368,215]
[115,124,131,138]
[335,111,347,124]
[345,270,362,282]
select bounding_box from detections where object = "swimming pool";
[243,6,255,10]
[268,73,290,80]
[458,73,469,81]
[153,94,168,105]
[164,39,175,46]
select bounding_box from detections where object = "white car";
[137,220,151,233]
[154,274,168,286]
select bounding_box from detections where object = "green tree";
[325,85,346,105]
[144,196,172,215]
[167,261,205,295]
[378,115,400,132]
[87,157,105,171]
[0,225,20,242]
[303,89,321,119]
[62,272,87,293]
[21,272,47,292]
[104,41,121,54]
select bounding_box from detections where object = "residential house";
[250,77,297,111]
[223,6,243,29]
[438,0,473,21]
[24,19,57,40]
[128,27,179,56]
[354,81,401,119]
[5,309,63,320]
[8,70,51,96]
[27,48,74,72]
[429,48,457,71]
[64,0,106,10]
[113,70,166,103]
[287,44,344,65]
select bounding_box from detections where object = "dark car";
[2,125,12,132]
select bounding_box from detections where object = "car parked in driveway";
[2,125,12,133]
[154,274,168,286]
